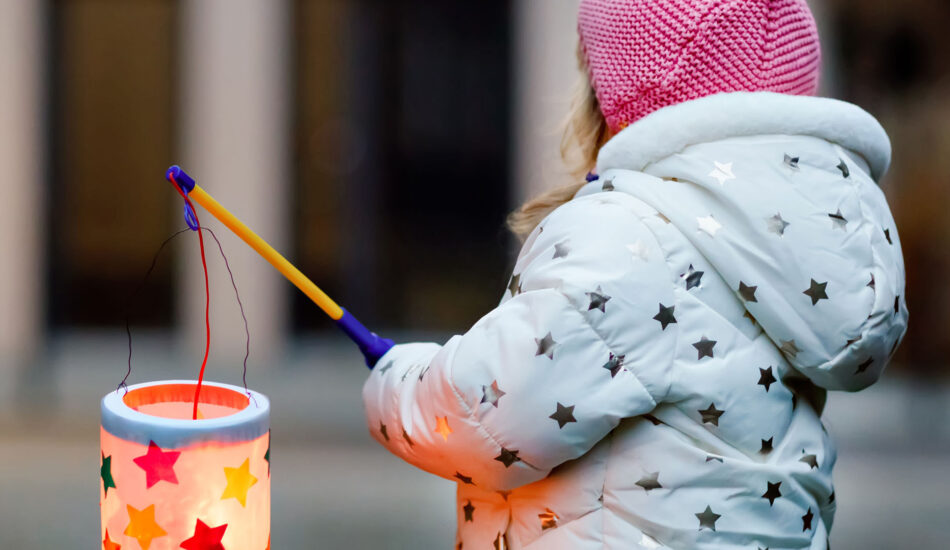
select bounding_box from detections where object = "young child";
[362,1,908,548]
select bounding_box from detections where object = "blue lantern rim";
[101,380,270,449]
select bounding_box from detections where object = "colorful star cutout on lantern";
[180,518,228,550]
[435,416,453,441]
[103,529,121,550]
[221,458,259,507]
[133,441,180,489]
[265,431,271,475]
[124,504,167,550]
[101,452,116,496]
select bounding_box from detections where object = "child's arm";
[362,195,675,492]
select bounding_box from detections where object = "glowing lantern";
[101,380,270,550]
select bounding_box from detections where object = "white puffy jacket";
[363,92,908,549]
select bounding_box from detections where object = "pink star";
[133,441,180,488]
[180,519,228,550]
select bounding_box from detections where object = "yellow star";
[124,504,167,550]
[221,457,258,507]
[434,416,453,441]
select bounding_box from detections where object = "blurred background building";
[0,0,948,548]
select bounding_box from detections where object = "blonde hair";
[507,46,611,241]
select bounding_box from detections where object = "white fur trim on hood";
[597,92,892,182]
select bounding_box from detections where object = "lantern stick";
[164,165,393,368]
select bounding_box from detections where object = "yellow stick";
[189,184,344,320]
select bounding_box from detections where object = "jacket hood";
[590,92,908,391]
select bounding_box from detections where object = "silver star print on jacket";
[362,92,907,550]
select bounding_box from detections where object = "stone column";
[0,0,45,369]
[178,0,291,367]
[511,0,582,204]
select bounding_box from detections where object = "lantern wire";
[121,187,252,416]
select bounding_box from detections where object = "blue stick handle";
[335,309,395,369]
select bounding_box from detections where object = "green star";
[100,452,116,496]
[264,430,271,475]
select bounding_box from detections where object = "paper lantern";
[101,380,270,550]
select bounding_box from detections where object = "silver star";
[828,209,848,231]
[758,366,776,391]
[656,212,672,224]
[553,241,570,259]
[695,505,721,531]
[868,273,876,290]
[549,402,577,428]
[780,339,800,358]
[602,353,626,378]
[692,336,717,360]
[855,357,873,374]
[463,500,475,522]
[507,273,521,296]
[738,281,758,302]
[602,178,615,191]
[884,227,892,244]
[698,403,724,426]
[802,507,814,531]
[535,332,557,359]
[708,161,735,186]
[784,153,800,170]
[837,159,850,178]
[377,361,394,374]
[539,508,559,530]
[681,264,704,290]
[697,215,722,237]
[636,471,662,491]
[481,380,506,407]
[760,437,774,455]
[800,451,819,469]
[803,279,829,305]
[653,303,677,330]
[766,213,790,236]
[627,240,650,261]
[495,447,521,468]
[706,455,723,463]
[586,286,611,312]
[762,481,782,506]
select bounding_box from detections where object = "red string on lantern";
[169,173,212,420]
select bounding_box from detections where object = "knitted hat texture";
[578,0,821,133]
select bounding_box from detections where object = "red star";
[180,519,227,550]
[133,440,180,488]
[103,529,121,550]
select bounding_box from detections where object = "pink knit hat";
[578,0,821,133]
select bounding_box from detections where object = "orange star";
[124,504,167,550]
[103,529,121,550]
[434,416,453,441]
[221,458,258,507]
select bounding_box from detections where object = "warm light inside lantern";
[101,381,270,550]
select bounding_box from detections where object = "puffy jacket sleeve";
[362,194,677,491]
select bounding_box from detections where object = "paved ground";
[0,333,947,548]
